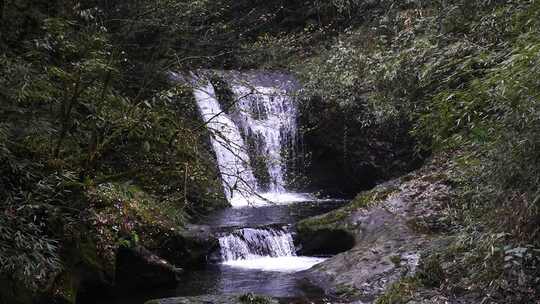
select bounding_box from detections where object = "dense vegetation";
[1,0,539,303]
[290,0,540,301]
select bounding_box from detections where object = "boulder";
[151,224,219,269]
[115,245,182,290]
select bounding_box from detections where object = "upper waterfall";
[188,71,311,207]
[230,85,297,193]
[191,78,258,206]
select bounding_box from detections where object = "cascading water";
[189,71,324,272]
[230,85,297,193]
[219,227,295,260]
[191,79,258,205]
[190,71,311,207]
[218,227,325,272]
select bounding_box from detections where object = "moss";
[334,283,360,298]
[239,293,273,304]
[374,277,421,304]
[390,255,402,267]
[297,184,398,234]
[416,255,445,288]
[350,185,397,209]
[406,218,433,234]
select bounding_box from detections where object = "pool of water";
[200,199,346,228]
[81,200,346,304]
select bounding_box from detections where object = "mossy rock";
[297,184,398,234]
[334,283,361,299]
[416,255,445,288]
[239,293,275,304]
[374,277,421,304]
[296,184,397,255]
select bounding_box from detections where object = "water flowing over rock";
[218,227,296,261]
[187,71,310,207]
[218,226,325,272]
[191,77,259,207]
[230,85,298,193]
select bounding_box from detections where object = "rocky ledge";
[296,155,459,303]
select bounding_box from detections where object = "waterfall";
[189,71,311,207]
[219,227,296,261]
[218,226,326,272]
[192,79,258,206]
[230,85,298,193]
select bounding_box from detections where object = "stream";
[90,200,346,304]
[85,71,346,303]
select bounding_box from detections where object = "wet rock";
[150,224,219,269]
[145,294,279,304]
[296,227,355,255]
[116,245,182,290]
[298,156,453,302]
[299,95,424,198]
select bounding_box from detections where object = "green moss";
[417,255,445,288]
[334,283,360,298]
[390,255,402,267]
[239,293,273,304]
[297,184,398,234]
[374,277,420,304]
[406,218,432,234]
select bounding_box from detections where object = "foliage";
[0,0,226,296]
[1,0,540,301]
[283,0,540,301]
[374,277,421,304]
[0,212,62,291]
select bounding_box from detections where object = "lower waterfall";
[218,227,325,272]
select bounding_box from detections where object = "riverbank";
[296,150,539,303]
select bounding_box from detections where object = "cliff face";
[299,102,423,197]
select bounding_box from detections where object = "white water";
[223,256,326,272]
[219,227,325,272]
[192,80,258,206]
[231,85,297,193]
[219,227,295,260]
[191,72,311,207]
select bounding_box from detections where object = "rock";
[298,156,453,302]
[144,294,279,304]
[115,245,182,290]
[296,227,355,256]
[299,95,424,198]
[150,224,219,269]
[295,183,399,256]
